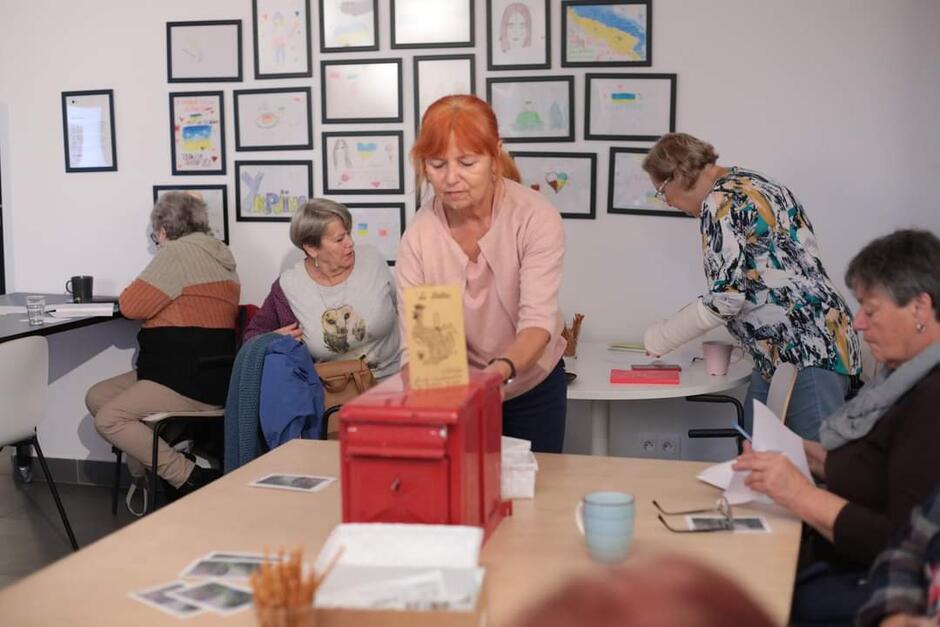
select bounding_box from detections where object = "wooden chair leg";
[31,436,79,551]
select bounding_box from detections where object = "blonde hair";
[642,133,719,190]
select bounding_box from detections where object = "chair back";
[766,362,798,423]
[0,336,48,446]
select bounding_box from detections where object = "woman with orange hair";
[396,95,567,453]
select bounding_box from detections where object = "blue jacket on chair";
[224,333,280,473]
[259,336,325,449]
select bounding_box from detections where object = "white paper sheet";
[47,303,115,318]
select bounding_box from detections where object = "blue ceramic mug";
[575,491,635,563]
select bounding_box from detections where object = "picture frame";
[319,0,378,52]
[561,0,651,67]
[320,59,403,124]
[510,151,597,219]
[235,160,313,222]
[486,76,574,142]
[487,0,550,70]
[169,91,226,176]
[391,0,474,48]
[61,90,117,173]
[152,185,230,243]
[346,203,406,265]
[607,147,688,218]
[233,87,313,151]
[322,131,404,195]
[584,73,676,141]
[252,0,312,79]
[413,54,476,130]
[166,20,243,83]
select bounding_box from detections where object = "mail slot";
[339,370,509,540]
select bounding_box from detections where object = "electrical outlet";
[637,432,659,458]
[659,434,681,459]
[636,432,681,459]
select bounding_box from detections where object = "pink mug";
[701,341,744,376]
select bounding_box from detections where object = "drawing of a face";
[500,3,532,52]
[333,138,352,168]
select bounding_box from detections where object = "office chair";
[0,336,79,550]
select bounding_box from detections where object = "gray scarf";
[820,341,940,450]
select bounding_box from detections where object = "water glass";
[26,295,46,326]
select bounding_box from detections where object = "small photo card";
[686,516,771,533]
[130,581,204,618]
[165,579,253,616]
[250,473,336,493]
[206,551,282,562]
[181,557,264,580]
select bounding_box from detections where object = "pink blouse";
[396,178,567,399]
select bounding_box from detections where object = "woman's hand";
[732,448,814,509]
[274,322,303,340]
[803,440,828,479]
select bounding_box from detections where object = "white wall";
[2,0,939,462]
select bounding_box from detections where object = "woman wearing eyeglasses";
[641,132,861,441]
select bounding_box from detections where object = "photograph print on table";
[233,86,313,151]
[346,203,406,265]
[153,185,229,243]
[131,582,204,618]
[487,76,574,142]
[322,131,404,194]
[169,91,226,175]
[608,147,688,218]
[487,0,550,70]
[585,73,676,140]
[236,160,313,222]
[561,0,651,67]
[511,151,596,219]
[319,0,378,52]
[252,0,312,78]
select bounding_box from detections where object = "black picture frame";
[413,54,476,131]
[252,0,313,79]
[391,0,475,49]
[235,160,314,222]
[61,89,117,173]
[166,20,243,83]
[233,87,313,151]
[152,185,230,243]
[319,0,379,53]
[584,73,676,141]
[607,147,689,219]
[345,202,407,266]
[169,91,226,176]
[322,131,405,195]
[561,0,652,68]
[486,75,575,143]
[510,151,597,219]
[486,0,551,71]
[320,58,403,124]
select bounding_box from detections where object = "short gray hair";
[289,198,352,250]
[845,229,940,321]
[643,133,719,190]
[151,192,210,240]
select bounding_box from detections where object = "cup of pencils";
[251,547,342,627]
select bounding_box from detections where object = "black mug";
[66,276,94,303]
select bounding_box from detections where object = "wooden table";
[0,440,800,625]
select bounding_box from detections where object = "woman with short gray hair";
[244,198,401,379]
[150,191,211,241]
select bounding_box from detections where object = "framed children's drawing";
[235,160,313,222]
[319,0,378,52]
[166,20,243,82]
[346,203,406,265]
[391,0,474,48]
[169,91,226,175]
[487,0,550,70]
[486,76,574,142]
[233,87,313,151]
[322,131,404,195]
[510,151,596,219]
[413,54,476,129]
[252,0,312,79]
[561,0,651,67]
[584,73,676,141]
[152,185,230,243]
[61,90,117,173]
[320,59,403,124]
[607,147,688,218]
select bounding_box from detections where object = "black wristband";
[487,356,517,384]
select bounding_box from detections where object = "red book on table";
[609,368,680,385]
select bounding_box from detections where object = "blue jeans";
[743,367,850,441]
[502,360,567,453]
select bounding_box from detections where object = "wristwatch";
[487,356,517,385]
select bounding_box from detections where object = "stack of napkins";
[314,524,484,612]
[501,436,538,499]
[47,303,115,318]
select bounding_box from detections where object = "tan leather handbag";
[315,358,376,409]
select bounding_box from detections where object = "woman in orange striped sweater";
[86,192,240,500]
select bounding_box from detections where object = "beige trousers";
[86,371,218,488]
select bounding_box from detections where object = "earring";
[313,256,319,269]
[916,322,926,333]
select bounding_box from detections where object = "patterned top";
[699,167,861,380]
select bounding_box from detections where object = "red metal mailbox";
[338,370,510,540]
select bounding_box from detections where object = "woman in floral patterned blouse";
[641,132,861,440]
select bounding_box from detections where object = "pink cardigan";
[396,178,567,397]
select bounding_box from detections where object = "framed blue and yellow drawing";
[346,203,406,265]
[486,76,574,142]
[561,0,651,67]
[585,73,676,141]
[322,131,404,195]
[319,0,378,52]
[169,91,226,175]
[235,160,313,222]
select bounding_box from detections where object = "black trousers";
[502,360,567,453]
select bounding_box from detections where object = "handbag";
[315,358,376,410]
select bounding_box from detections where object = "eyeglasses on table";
[653,496,735,533]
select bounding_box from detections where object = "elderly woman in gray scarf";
[733,229,940,623]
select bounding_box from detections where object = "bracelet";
[487,356,517,385]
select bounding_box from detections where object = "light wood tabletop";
[0,440,800,626]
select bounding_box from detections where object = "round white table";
[565,341,752,455]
